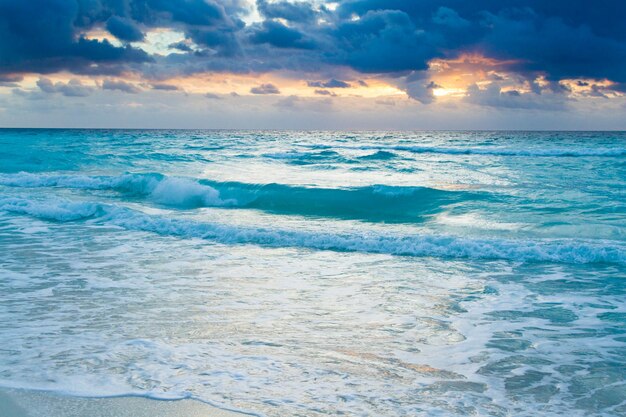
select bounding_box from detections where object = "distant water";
[1,130,625,416]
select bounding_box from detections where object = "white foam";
[1,196,624,264]
[305,144,626,157]
[149,177,231,208]
[0,173,230,208]
[0,197,100,221]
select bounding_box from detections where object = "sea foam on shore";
[0,388,247,417]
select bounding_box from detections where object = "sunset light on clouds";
[2,3,626,417]
[1,0,626,129]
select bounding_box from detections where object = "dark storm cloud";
[476,9,626,83]
[0,0,244,75]
[335,0,626,83]
[1,0,626,101]
[256,0,316,23]
[106,16,144,42]
[327,9,440,73]
[0,0,151,75]
[142,0,225,25]
[169,42,194,52]
[250,20,317,49]
[188,27,243,57]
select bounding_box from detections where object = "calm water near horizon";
[1,129,625,416]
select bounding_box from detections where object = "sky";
[1,0,626,129]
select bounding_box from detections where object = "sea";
[1,129,625,416]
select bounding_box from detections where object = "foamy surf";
[0,172,230,208]
[2,129,626,417]
[303,143,626,157]
[0,172,477,222]
[0,386,257,417]
[1,196,624,264]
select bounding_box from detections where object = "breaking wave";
[1,196,624,265]
[0,172,478,222]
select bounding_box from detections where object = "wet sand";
[0,387,246,417]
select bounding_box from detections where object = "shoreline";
[0,387,248,417]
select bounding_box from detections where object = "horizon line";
[2,127,626,133]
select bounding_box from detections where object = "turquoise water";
[1,129,625,416]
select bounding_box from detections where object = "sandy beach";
[0,388,246,417]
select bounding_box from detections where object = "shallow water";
[1,130,625,416]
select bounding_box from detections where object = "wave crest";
[0,172,476,222]
[1,196,624,265]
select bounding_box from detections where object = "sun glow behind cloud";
[6,39,625,112]
[134,30,188,56]
[84,28,189,56]
[5,52,624,109]
[3,0,626,128]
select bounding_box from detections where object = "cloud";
[333,1,626,84]
[397,72,440,104]
[465,83,568,111]
[205,92,222,99]
[0,74,23,87]
[150,83,179,91]
[250,20,317,50]
[329,9,440,73]
[478,10,626,84]
[1,0,626,110]
[106,16,144,43]
[37,78,94,97]
[307,79,351,88]
[274,95,333,112]
[169,42,194,52]
[587,85,609,99]
[375,98,397,106]
[0,74,23,83]
[256,0,317,23]
[432,7,470,28]
[36,78,57,94]
[102,79,141,94]
[250,83,280,94]
[314,89,336,96]
[143,0,227,26]
[274,95,299,109]
[12,88,47,100]
[0,0,151,75]
[2,1,625,86]
[188,28,242,57]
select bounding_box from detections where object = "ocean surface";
[1,129,625,416]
